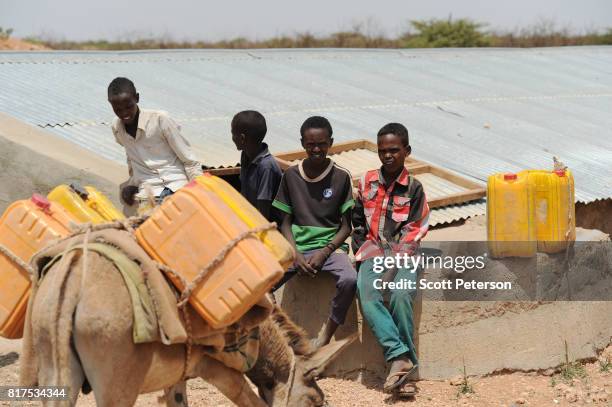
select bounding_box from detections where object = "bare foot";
[313,318,339,349]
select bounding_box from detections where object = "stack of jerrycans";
[0,195,78,338]
[48,184,124,223]
[135,175,294,329]
[487,168,575,258]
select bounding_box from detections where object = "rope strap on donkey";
[154,221,278,380]
[13,213,276,381]
[0,244,36,276]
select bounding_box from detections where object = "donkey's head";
[248,306,356,407]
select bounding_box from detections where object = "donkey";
[21,248,354,406]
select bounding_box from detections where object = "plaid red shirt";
[352,167,429,261]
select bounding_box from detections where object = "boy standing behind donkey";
[231,110,282,221]
[107,77,202,212]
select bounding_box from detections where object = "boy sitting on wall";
[272,116,357,348]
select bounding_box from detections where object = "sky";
[2,0,612,41]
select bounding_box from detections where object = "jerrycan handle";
[31,193,52,214]
[69,183,90,200]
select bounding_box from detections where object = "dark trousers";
[273,250,357,325]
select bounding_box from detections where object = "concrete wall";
[0,112,125,212]
[276,240,612,381]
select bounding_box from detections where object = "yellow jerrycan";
[195,173,294,270]
[135,181,285,329]
[487,172,537,258]
[48,184,124,223]
[0,194,77,338]
[520,169,575,254]
[48,184,105,224]
[83,186,125,221]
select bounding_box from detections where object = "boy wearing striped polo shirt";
[272,116,357,348]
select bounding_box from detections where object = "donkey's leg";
[194,356,267,407]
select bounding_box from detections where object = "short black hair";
[231,110,267,142]
[300,116,333,139]
[377,123,409,147]
[108,77,137,98]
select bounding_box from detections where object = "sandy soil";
[0,38,48,51]
[1,339,610,406]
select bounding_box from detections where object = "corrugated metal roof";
[429,199,487,227]
[288,150,470,200]
[0,47,611,203]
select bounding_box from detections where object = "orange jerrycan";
[48,184,124,224]
[520,169,575,254]
[135,181,284,329]
[487,172,537,258]
[196,173,294,269]
[0,194,77,338]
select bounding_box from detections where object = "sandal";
[395,381,417,398]
[383,365,417,393]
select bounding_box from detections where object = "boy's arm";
[255,162,282,221]
[324,211,352,253]
[272,173,316,275]
[113,124,139,205]
[351,178,367,255]
[307,174,354,270]
[159,113,203,180]
[399,181,430,245]
[255,200,272,220]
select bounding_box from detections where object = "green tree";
[0,27,14,40]
[402,18,490,48]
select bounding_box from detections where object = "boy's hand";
[306,248,330,272]
[295,252,317,277]
[121,185,139,206]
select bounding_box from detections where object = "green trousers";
[357,257,419,364]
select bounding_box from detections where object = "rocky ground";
[1,339,610,406]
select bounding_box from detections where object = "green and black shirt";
[272,160,355,253]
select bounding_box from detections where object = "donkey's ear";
[302,333,357,380]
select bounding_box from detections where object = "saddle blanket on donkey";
[24,227,273,373]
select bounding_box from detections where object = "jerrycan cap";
[503,173,518,181]
[553,169,566,177]
[31,194,51,211]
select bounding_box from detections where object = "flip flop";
[395,381,417,398]
[383,365,417,393]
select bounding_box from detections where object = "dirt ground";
[0,38,48,51]
[1,336,611,406]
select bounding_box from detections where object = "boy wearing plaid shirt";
[352,123,429,397]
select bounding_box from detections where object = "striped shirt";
[352,167,429,261]
[272,159,355,252]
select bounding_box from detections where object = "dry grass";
[21,19,612,51]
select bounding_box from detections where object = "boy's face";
[108,92,139,125]
[378,133,410,175]
[301,128,333,164]
[231,127,245,151]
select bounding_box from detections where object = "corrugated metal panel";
[429,199,486,227]
[0,47,611,202]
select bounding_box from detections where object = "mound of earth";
[0,38,49,50]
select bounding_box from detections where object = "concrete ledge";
[276,242,612,381]
[0,113,125,211]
